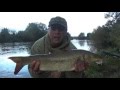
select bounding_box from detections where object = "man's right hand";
[30,61,41,73]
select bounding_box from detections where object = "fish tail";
[14,63,24,75]
[9,57,24,75]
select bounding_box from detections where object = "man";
[28,16,88,78]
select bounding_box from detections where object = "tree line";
[90,12,120,51]
[2,12,117,47]
[71,32,92,40]
[0,22,92,43]
[0,22,47,43]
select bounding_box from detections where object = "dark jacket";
[28,33,84,78]
[30,33,76,54]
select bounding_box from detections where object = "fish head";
[84,53,103,64]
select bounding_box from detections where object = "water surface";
[0,40,92,78]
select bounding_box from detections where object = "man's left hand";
[74,59,89,72]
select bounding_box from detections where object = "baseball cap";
[48,16,67,30]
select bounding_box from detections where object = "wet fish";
[8,49,103,75]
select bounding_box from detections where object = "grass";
[84,56,120,78]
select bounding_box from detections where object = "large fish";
[8,49,103,75]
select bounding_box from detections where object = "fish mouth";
[96,60,103,65]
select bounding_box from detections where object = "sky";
[0,12,108,36]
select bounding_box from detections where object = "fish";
[8,49,103,75]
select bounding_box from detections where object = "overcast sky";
[0,12,108,36]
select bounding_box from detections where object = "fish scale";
[9,49,103,75]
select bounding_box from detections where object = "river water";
[0,40,93,78]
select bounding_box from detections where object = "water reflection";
[78,40,85,46]
[0,40,93,78]
[71,40,91,51]
[0,42,33,78]
[0,42,33,55]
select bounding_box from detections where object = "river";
[0,40,93,78]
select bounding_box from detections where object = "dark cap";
[48,16,67,30]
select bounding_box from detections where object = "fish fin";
[14,63,24,75]
[9,57,24,74]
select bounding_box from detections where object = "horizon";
[0,12,108,36]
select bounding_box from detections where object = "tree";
[0,28,11,43]
[16,31,25,42]
[24,22,47,42]
[105,12,120,22]
[78,32,86,40]
[9,30,17,42]
[105,12,120,28]
[90,12,120,50]
[105,12,120,49]
[86,33,92,40]
[90,26,111,50]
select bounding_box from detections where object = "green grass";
[84,56,120,78]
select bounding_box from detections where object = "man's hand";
[30,61,41,74]
[74,59,89,72]
[50,71,61,78]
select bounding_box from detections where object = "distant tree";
[105,12,120,23]
[37,22,47,31]
[89,12,120,50]
[16,31,25,42]
[0,28,11,43]
[86,33,92,40]
[23,22,47,42]
[104,12,120,49]
[105,12,120,28]
[9,30,17,42]
[78,32,86,40]
[90,26,111,50]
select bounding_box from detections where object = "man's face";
[48,24,67,46]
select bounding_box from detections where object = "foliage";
[86,33,92,40]
[24,23,47,42]
[0,28,11,43]
[85,57,120,78]
[78,32,86,40]
[90,12,120,51]
[0,22,47,43]
[90,26,111,50]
